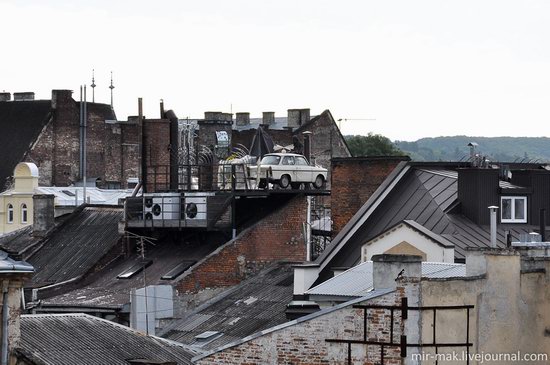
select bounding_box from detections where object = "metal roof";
[159,262,295,351]
[16,313,196,365]
[28,206,124,287]
[306,261,466,298]
[35,187,133,206]
[0,250,33,273]
[41,239,220,309]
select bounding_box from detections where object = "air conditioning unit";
[183,193,210,220]
[143,193,181,220]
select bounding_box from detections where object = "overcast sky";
[1,0,549,141]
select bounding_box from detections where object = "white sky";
[1,0,549,141]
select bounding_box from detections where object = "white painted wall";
[361,224,455,263]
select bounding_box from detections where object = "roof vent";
[194,331,223,346]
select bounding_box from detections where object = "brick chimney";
[287,108,310,128]
[262,112,275,125]
[32,195,55,237]
[235,112,250,126]
[13,92,34,101]
[372,254,422,290]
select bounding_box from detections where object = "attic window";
[117,260,152,279]
[501,196,527,223]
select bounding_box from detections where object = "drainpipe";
[1,281,9,365]
[540,209,546,242]
[489,206,498,248]
[306,196,312,261]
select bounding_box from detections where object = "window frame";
[500,196,527,223]
[6,204,13,224]
[21,203,28,224]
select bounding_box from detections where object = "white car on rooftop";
[249,153,328,189]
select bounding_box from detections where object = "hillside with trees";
[345,135,550,162]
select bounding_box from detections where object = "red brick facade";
[176,196,307,293]
[143,119,171,192]
[331,157,409,237]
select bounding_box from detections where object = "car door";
[294,156,312,182]
[281,156,297,181]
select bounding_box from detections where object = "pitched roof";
[42,239,220,309]
[315,163,542,278]
[27,206,123,287]
[0,250,34,273]
[306,261,466,298]
[159,262,295,351]
[17,313,196,365]
[0,100,52,191]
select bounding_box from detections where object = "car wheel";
[313,175,325,189]
[279,174,291,189]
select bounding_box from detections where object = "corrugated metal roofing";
[42,239,220,309]
[306,261,466,297]
[28,206,123,287]
[159,262,294,351]
[36,187,133,206]
[17,313,195,365]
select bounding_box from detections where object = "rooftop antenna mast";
[91,69,96,103]
[109,71,115,108]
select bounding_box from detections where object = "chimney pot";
[0,92,10,102]
[13,92,35,101]
[262,112,275,125]
[235,112,250,126]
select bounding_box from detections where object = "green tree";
[345,133,405,157]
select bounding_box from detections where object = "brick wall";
[331,157,409,237]
[196,287,408,365]
[143,119,171,192]
[294,110,351,189]
[25,90,140,188]
[176,196,307,293]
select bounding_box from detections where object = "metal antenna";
[109,71,115,108]
[91,69,96,103]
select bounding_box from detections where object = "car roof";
[263,153,303,157]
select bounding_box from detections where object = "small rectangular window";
[501,196,527,223]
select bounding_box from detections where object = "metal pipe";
[1,285,9,365]
[489,206,498,248]
[540,209,546,242]
[83,85,87,204]
[306,196,312,261]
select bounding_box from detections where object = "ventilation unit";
[183,193,211,220]
[143,193,181,220]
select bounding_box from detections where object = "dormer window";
[501,196,527,223]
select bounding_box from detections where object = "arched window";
[21,204,28,224]
[7,204,13,224]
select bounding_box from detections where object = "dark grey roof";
[42,239,220,309]
[316,163,545,279]
[159,262,295,351]
[28,206,123,287]
[17,313,195,365]
[0,100,52,191]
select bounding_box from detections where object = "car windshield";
[260,155,281,165]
